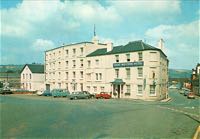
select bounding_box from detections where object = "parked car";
[183,90,190,96]
[36,90,44,96]
[0,89,12,95]
[82,91,95,98]
[51,89,70,97]
[181,88,190,95]
[42,90,52,96]
[95,92,111,99]
[187,92,195,99]
[68,91,90,100]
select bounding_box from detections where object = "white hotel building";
[45,36,168,100]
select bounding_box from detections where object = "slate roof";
[87,40,166,57]
[21,64,44,74]
[45,41,107,52]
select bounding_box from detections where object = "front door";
[46,84,50,91]
[117,85,120,98]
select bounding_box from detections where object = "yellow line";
[193,125,200,139]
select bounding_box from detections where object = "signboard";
[113,61,144,68]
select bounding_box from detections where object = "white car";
[36,90,44,96]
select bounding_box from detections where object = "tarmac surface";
[0,89,199,138]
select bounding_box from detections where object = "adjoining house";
[191,63,200,96]
[45,35,168,101]
[21,64,45,91]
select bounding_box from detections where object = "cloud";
[32,39,55,51]
[145,20,199,40]
[145,20,199,69]
[108,0,181,15]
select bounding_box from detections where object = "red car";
[187,92,195,99]
[95,92,111,99]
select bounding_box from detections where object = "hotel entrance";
[111,79,125,98]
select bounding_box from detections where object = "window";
[66,83,68,90]
[137,85,143,95]
[80,59,83,67]
[115,69,119,78]
[66,61,68,68]
[93,86,97,92]
[73,71,76,78]
[58,72,61,79]
[23,74,25,79]
[73,48,76,56]
[150,52,157,61]
[138,52,143,61]
[96,73,98,80]
[72,83,77,91]
[80,83,83,91]
[87,73,91,80]
[66,50,68,56]
[87,86,90,91]
[87,60,91,68]
[126,85,131,96]
[95,59,99,66]
[58,62,61,68]
[58,83,61,89]
[73,60,76,68]
[138,68,143,77]
[100,86,105,92]
[80,48,84,55]
[99,73,102,80]
[80,71,83,79]
[30,74,31,79]
[150,85,156,95]
[115,55,119,62]
[58,51,61,57]
[29,83,31,89]
[152,71,155,79]
[126,54,130,62]
[66,72,68,80]
[126,68,130,80]
[26,74,28,79]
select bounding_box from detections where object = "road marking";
[193,125,200,139]
[158,106,200,119]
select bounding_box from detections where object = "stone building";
[45,36,168,100]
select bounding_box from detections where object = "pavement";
[0,89,199,138]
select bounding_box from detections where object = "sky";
[0,0,199,69]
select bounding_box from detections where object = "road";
[0,89,199,138]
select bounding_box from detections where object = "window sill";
[137,77,143,79]
[136,94,143,96]
[149,94,156,97]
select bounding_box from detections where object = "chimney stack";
[107,41,113,52]
[158,38,164,51]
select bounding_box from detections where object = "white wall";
[21,65,45,91]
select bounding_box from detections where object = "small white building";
[45,35,169,101]
[21,64,45,91]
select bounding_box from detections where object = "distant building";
[45,36,168,101]
[21,64,45,91]
[0,65,23,89]
[191,63,200,96]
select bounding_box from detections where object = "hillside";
[169,69,192,79]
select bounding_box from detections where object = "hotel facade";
[45,37,168,100]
